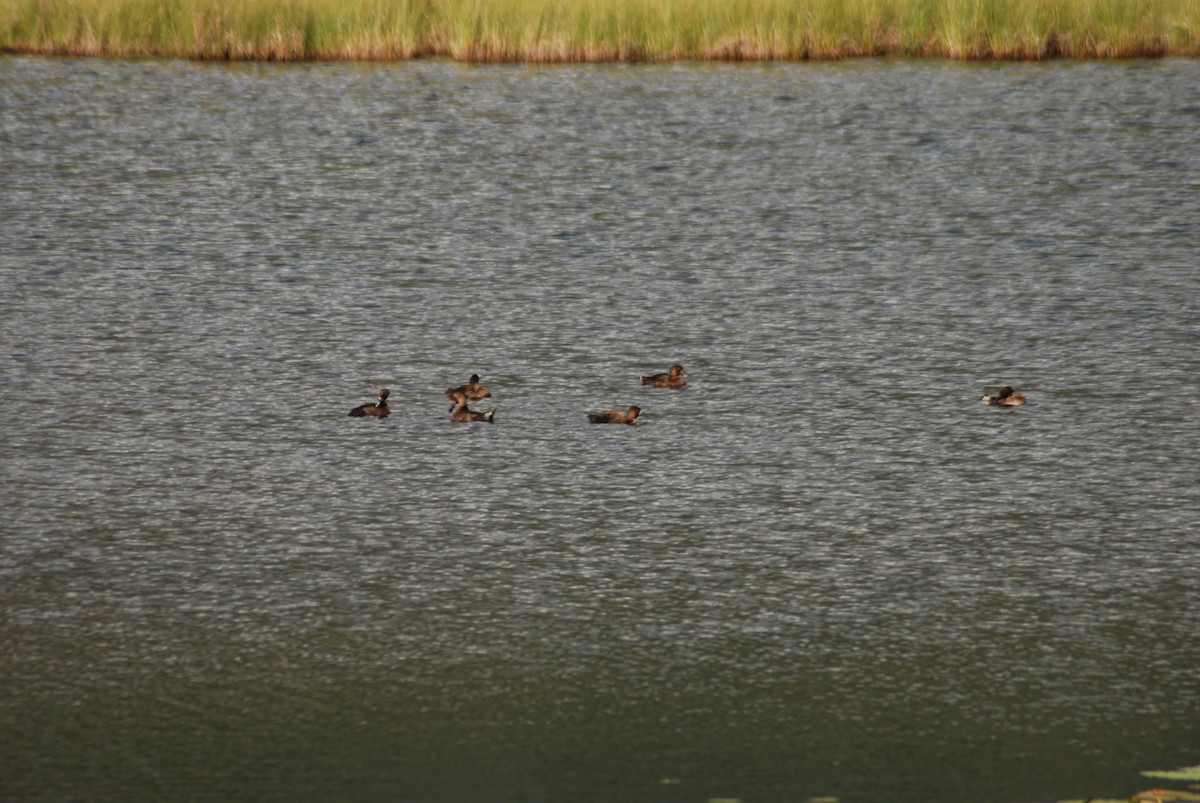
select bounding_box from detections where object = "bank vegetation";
[2,0,1198,61]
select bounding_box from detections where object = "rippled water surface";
[2,56,1198,803]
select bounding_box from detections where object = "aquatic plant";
[1,0,1198,60]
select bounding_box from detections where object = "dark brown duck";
[349,388,390,417]
[447,388,495,423]
[640,363,686,388]
[444,374,491,402]
[587,405,642,425]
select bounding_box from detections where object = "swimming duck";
[640,363,686,388]
[349,388,390,417]
[588,405,642,425]
[447,388,495,423]
[444,373,491,402]
[980,386,1028,406]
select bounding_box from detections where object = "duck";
[349,388,390,417]
[587,405,642,425]
[447,388,495,423]
[640,363,686,388]
[444,373,491,402]
[980,386,1027,406]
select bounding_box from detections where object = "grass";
[1,0,1198,61]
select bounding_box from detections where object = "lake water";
[1,55,1198,803]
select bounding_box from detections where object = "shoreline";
[3,44,1195,63]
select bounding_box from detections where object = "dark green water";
[1,56,1198,803]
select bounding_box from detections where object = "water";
[1,55,1198,803]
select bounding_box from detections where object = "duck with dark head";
[349,388,390,417]
[980,386,1027,406]
[587,405,642,425]
[447,387,495,423]
[444,373,491,402]
[640,363,686,389]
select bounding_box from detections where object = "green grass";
[1,0,1197,60]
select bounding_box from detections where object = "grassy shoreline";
[2,0,1198,62]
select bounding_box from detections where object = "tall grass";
[2,0,1197,61]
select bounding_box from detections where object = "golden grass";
[1,0,1197,61]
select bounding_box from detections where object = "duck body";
[446,388,495,423]
[444,373,491,402]
[996,391,1028,406]
[980,386,1027,406]
[349,388,391,417]
[588,405,642,425]
[641,363,686,389]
